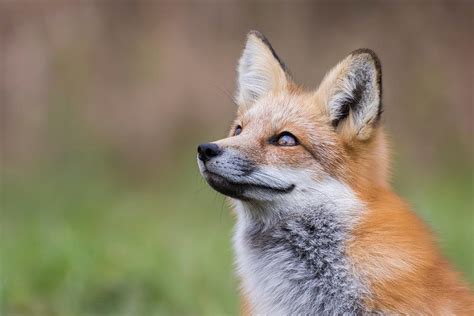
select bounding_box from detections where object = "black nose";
[197,143,222,162]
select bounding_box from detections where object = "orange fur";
[225,31,473,314]
[240,292,253,316]
[229,90,473,315]
[346,131,474,314]
[348,188,474,314]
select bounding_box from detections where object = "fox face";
[198,30,386,215]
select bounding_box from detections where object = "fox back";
[197,31,473,315]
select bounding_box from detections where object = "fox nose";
[197,143,222,162]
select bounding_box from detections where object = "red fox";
[197,31,473,315]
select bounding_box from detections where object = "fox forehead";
[236,91,330,135]
[223,90,349,180]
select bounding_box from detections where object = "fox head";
[198,31,389,216]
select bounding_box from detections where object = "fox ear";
[318,49,382,141]
[236,31,291,106]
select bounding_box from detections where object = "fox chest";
[234,212,368,315]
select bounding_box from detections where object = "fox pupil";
[276,132,298,146]
[234,125,242,136]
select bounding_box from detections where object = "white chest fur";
[232,178,368,315]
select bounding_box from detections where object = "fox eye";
[276,132,298,146]
[234,125,242,136]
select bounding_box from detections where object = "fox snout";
[197,143,295,200]
[197,143,254,199]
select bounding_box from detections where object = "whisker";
[215,85,239,107]
[219,196,226,222]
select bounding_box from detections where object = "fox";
[197,30,474,315]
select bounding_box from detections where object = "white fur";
[319,53,381,139]
[236,33,288,106]
[329,60,380,128]
[232,167,363,227]
[232,169,366,315]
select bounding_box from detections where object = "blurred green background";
[1,2,472,315]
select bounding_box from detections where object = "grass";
[1,155,238,316]
[1,149,472,315]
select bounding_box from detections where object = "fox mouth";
[203,170,295,200]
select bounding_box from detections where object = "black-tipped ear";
[318,49,382,141]
[235,31,291,106]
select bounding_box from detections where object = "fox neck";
[232,176,364,229]
[232,178,369,314]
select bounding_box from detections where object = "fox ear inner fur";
[318,49,382,141]
[236,31,291,106]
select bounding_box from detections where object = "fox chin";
[197,30,474,315]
